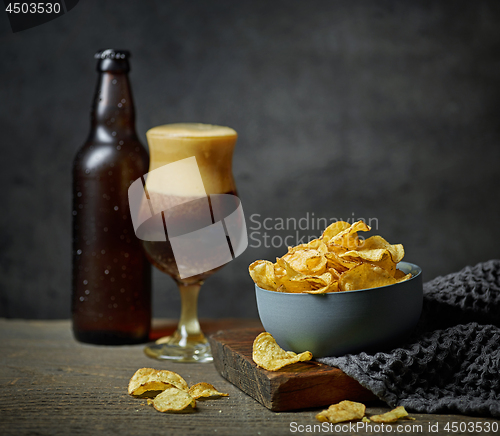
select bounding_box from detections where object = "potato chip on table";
[188,382,229,399]
[252,332,312,371]
[316,400,366,423]
[151,386,196,412]
[369,406,410,422]
[128,367,189,396]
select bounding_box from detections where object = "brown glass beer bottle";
[72,49,151,344]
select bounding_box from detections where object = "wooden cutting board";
[209,328,377,412]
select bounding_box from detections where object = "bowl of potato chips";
[249,221,423,357]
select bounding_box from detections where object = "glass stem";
[175,282,205,346]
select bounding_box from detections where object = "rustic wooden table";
[0,318,498,436]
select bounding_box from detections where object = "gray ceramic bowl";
[255,261,422,357]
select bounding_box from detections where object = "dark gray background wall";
[1,0,499,319]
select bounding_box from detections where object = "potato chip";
[370,406,409,423]
[188,382,229,399]
[325,250,359,272]
[275,259,337,293]
[252,332,312,371]
[327,267,341,281]
[282,249,327,275]
[152,386,196,412]
[289,238,328,254]
[128,368,189,396]
[130,381,174,397]
[302,272,338,294]
[340,249,397,276]
[395,268,412,282]
[329,220,370,250]
[321,221,351,243]
[341,247,391,263]
[275,259,315,293]
[359,235,405,263]
[371,253,397,277]
[339,263,397,292]
[249,260,278,291]
[316,400,366,423]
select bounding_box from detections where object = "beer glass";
[139,123,241,362]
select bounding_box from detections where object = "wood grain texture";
[0,319,498,436]
[209,328,377,411]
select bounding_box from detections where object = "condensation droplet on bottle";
[105,269,109,274]
[85,169,90,174]
[124,253,129,258]
[116,145,121,150]
[78,204,83,209]
[112,79,117,85]
[120,288,125,293]
[122,265,127,271]
[77,192,82,197]
[73,210,77,216]
[114,206,119,211]
[83,280,88,285]
[121,99,126,103]
[101,250,106,254]
[117,103,122,108]
[85,289,90,295]
[77,249,82,255]
[104,227,108,232]
[79,297,85,302]
[112,131,117,137]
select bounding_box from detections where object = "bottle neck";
[88,70,138,143]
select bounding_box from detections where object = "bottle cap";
[95,49,131,72]
[94,49,130,60]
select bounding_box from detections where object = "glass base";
[144,334,213,363]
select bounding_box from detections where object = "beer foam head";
[147,123,237,139]
[145,123,238,196]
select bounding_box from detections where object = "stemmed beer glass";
[132,123,242,362]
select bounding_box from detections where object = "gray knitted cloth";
[318,260,500,418]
